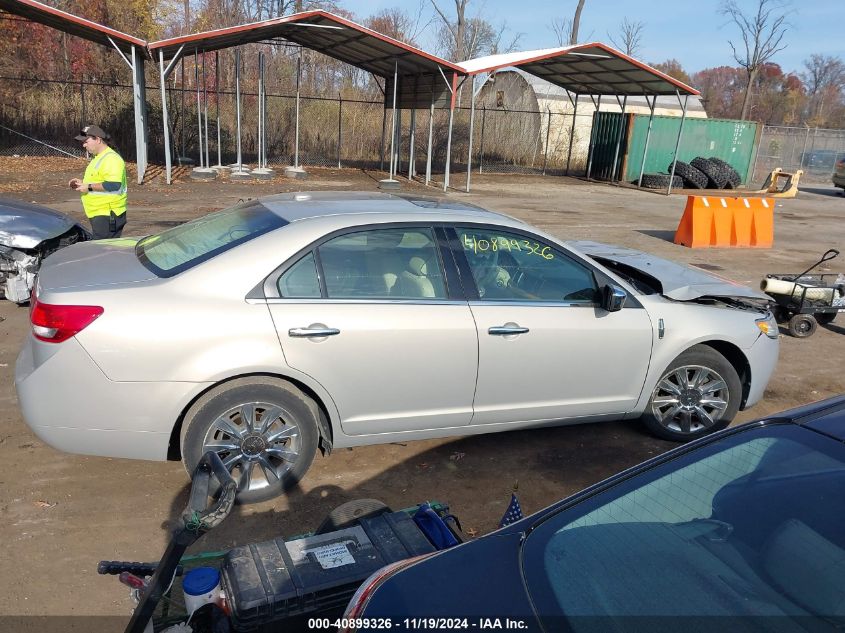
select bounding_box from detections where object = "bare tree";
[801,53,845,120]
[720,0,790,121]
[570,0,586,44]
[609,17,645,57]
[431,0,470,61]
[549,17,573,47]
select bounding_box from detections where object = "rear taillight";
[30,296,103,343]
[341,555,433,630]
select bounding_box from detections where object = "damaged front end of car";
[0,197,90,304]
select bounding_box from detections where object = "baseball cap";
[75,125,110,141]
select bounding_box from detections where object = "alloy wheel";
[200,401,301,494]
[649,365,730,435]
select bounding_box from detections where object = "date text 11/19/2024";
[308,618,530,630]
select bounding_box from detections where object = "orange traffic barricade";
[674,195,773,248]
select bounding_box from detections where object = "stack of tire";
[672,157,742,190]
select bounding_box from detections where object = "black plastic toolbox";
[221,510,436,630]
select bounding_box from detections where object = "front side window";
[137,199,287,277]
[457,227,598,302]
[317,227,446,300]
[522,424,845,622]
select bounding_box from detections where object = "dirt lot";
[1,157,844,621]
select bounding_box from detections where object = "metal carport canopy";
[0,0,150,182]
[456,43,699,96]
[148,10,466,109]
[456,43,700,193]
[148,10,467,186]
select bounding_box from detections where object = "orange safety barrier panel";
[673,195,774,248]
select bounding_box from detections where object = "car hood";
[0,197,88,250]
[37,237,158,292]
[569,240,770,302]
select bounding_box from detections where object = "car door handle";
[288,327,341,338]
[488,325,529,335]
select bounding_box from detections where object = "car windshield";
[522,423,845,629]
[136,199,287,277]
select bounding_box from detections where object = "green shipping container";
[589,113,759,185]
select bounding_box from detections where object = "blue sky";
[349,0,844,76]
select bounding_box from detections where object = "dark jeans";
[90,212,127,239]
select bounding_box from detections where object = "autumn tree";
[651,59,693,87]
[720,0,790,121]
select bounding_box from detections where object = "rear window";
[136,200,287,277]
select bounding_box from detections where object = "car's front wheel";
[642,345,741,442]
[181,377,319,504]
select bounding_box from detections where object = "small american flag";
[499,492,523,527]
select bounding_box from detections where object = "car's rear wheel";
[181,377,318,504]
[642,346,741,442]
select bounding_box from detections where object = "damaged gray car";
[0,197,90,303]
[16,192,779,502]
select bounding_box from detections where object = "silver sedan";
[16,192,779,503]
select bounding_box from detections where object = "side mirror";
[602,284,627,312]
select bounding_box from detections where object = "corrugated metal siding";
[589,113,758,184]
[588,111,630,181]
[625,116,758,184]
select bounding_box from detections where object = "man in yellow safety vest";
[68,124,127,239]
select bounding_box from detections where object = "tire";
[787,314,818,337]
[638,173,684,189]
[641,345,741,442]
[671,161,708,189]
[181,377,319,504]
[816,312,837,326]
[691,157,728,189]
[709,158,741,188]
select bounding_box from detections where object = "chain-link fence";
[0,75,595,178]
[752,124,845,185]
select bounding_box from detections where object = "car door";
[449,225,654,425]
[266,225,478,436]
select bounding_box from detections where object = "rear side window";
[137,200,287,277]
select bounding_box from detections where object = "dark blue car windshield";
[522,424,845,628]
[136,199,287,277]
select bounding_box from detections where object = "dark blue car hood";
[361,531,540,626]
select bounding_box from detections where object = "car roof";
[257,191,518,224]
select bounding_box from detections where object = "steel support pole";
[610,95,627,183]
[426,98,434,185]
[409,107,416,179]
[585,95,601,180]
[195,52,203,168]
[337,94,343,168]
[394,108,402,176]
[257,52,263,169]
[203,51,209,169]
[159,50,173,184]
[541,107,552,176]
[180,59,185,160]
[294,51,301,168]
[566,94,578,176]
[388,60,398,179]
[466,74,476,192]
[235,48,242,169]
[479,105,486,174]
[444,73,457,192]
[380,108,387,171]
[130,47,148,184]
[215,51,222,167]
[637,95,656,187]
[667,94,689,195]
